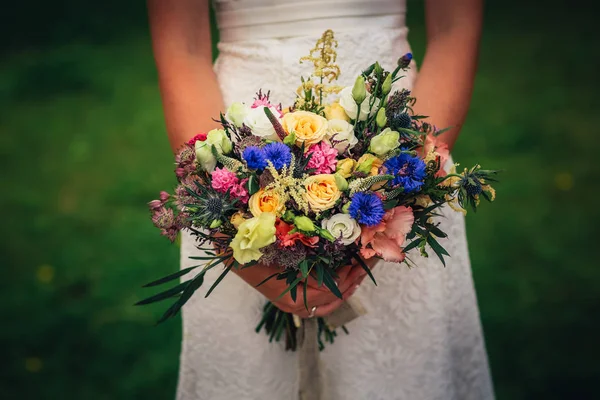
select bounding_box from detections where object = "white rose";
[243,106,281,141]
[338,86,378,121]
[321,214,361,245]
[326,119,358,154]
[225,102,250,128]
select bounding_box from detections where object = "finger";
[313,298,346,317]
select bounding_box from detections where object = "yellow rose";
[304,174,341,212]
[324,101,350,122]
[249,189,285,217]
[282,111,328,146]
[356,154,383,176]
[336,158,356,178]
[230,211,247,229]
[230,212,277,264]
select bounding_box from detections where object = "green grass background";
[1,1,598,399]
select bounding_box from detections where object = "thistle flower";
[384,153,426,193]
[348,192,385,226]
[388,112,412,131]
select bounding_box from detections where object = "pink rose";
[306,141,338,174]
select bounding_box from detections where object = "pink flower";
[251,90,283,117]
[359,206,414,262]
[187,132,208,146]
[424,135,450,177]
[230,178,249,204]
[211,168,249,203]
[211,167,239,193]
[306,141,338,174]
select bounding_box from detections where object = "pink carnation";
[211,168,249,203]
[360,206,415,262]
[306,141,338,174]
[211,167,239,193]
[230,178,249,204]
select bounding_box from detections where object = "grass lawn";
[1,1,598,399]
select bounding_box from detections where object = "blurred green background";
[1,1,598,399]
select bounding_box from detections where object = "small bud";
[376,107,388,128]
[342,201,352,214]
[159,191,170,202]
[352,75,367,104]
[283,131,296,146]
[318,228,335,242]
[381,73,392,96]
[374,62,384,77]
[334,173,349,191]
[281,211,295,224]
[398,52,413,69]
[294,216,316,232]
[210,220,222,229]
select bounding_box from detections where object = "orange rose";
[249,189,285,217]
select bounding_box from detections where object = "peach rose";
[304,174,341,212]
[249,189,285,217]
[282,111,328,146]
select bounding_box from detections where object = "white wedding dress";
[177,1,495,399]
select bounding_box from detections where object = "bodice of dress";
[213,0,406,42]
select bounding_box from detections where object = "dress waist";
[214,0,406,43]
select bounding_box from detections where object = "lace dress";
[176,1,495,399]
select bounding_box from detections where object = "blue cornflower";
[263,142,292,170]
[384,153,427,193]
[348,192,386,227]
[242,146,267,170]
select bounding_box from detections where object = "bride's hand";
[231,262,367,318]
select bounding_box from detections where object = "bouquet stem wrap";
[297,297,366,400]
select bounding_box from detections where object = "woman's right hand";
[232,262,367,319]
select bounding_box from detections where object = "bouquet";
[140,30,498,350]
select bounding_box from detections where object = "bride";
[147,0,494,399]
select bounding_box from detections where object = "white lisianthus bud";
[321,214,361,245]
[326,119,358,154]
[339,86,378,122]
[225,102,250,128]
[195,142,217,172]
[382,74,392,96]
[206,129,232,154]
[351,75,367,104]
[369,127,400,156]
[376,107,388,128]
[243,106,281,141]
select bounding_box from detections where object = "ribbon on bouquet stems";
[297,296,367,400]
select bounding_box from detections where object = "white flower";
[326,119,358,154]
[194,129,232,172]
[369,127,400,156]
[321,214,361,245]
[243,106,281,141]
[338,86,378,121]
[225,102,250,128]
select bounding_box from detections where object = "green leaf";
[402,238,421,253]
[204,264,233,298]
[428,225,448,238]
[352,254,377,286]
[316,264,324,287]
[427,236,449,266]
[135,281,190,305]
[303,282,309,311]
[248,174,260,196]
[142,265,200,287]
[322,270,343,299]
[275,276,303,301]
[255,272,281,288]
[156,272,206,324]
[299,260,309,278]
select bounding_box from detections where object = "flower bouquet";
[139,30,498,350]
